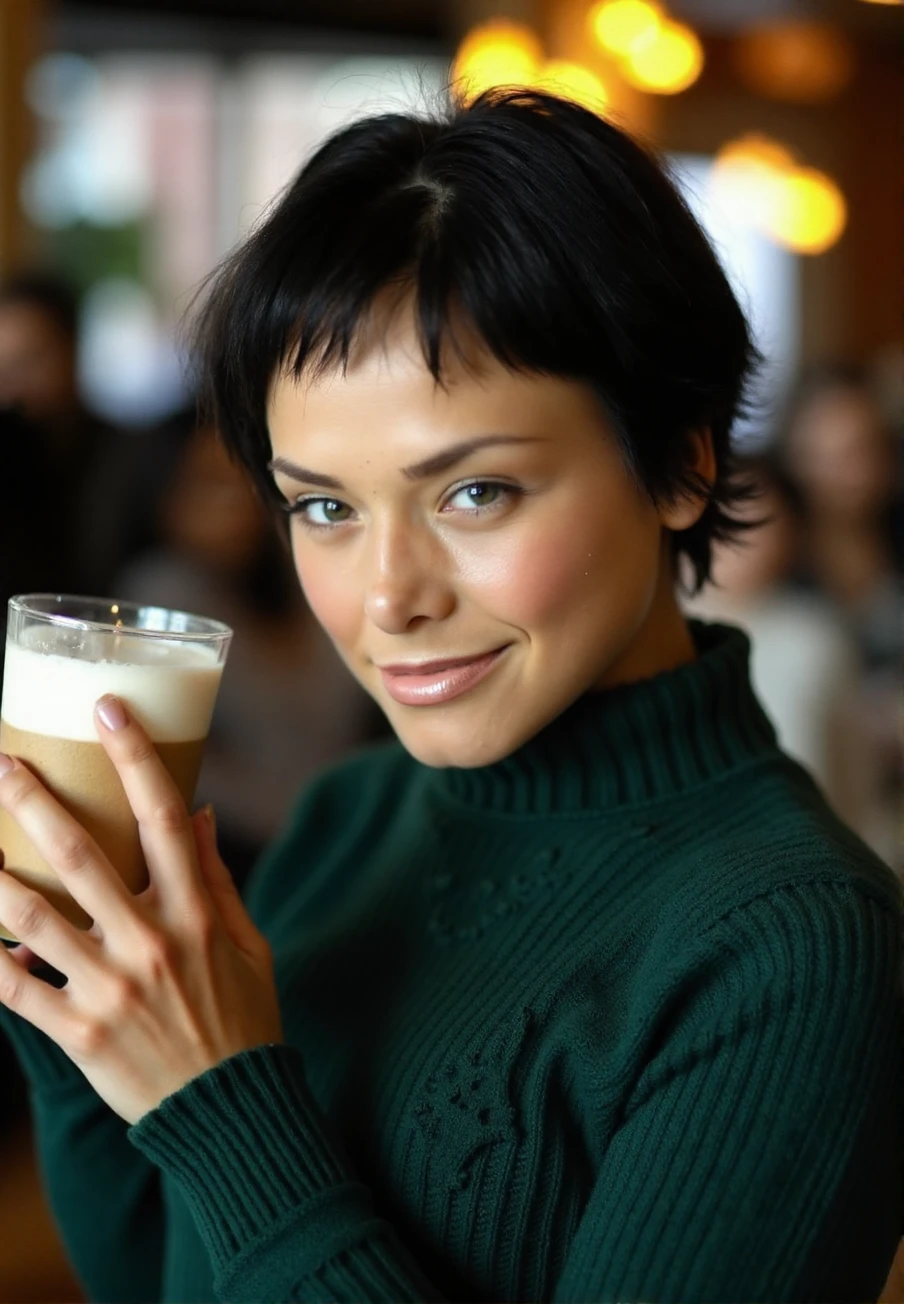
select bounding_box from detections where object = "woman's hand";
[0,694,284,1124]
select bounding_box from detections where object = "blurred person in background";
[684,455,888,861]
[0,273,144,596]
[117,416,384,888]
[775,364,902,871]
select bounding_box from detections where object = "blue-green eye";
[287,497,354,527]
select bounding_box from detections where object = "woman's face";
[267,304,709,767]
[787,386,894,521]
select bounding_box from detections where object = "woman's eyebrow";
[401,434,546,480]
[268,435,545,490]
[267,458,344,491]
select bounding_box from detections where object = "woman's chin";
[391,717,517,770]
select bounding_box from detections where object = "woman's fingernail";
[204,805,217,838]
[0,753,14,779]
[96,695,128,732]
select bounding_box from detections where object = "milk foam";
[1,636,224,742]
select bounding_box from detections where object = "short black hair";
[191,86,761,594]
[0,272,79,340]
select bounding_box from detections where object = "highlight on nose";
[363,567,455,634]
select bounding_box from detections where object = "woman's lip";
[379,646,509,706]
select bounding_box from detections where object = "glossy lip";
[378,645,510,706]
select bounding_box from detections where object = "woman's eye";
[443,481,512,513]
[289,497,354,527]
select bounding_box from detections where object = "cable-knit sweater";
[1,620,901,1303]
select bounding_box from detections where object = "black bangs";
[190,86,762,593]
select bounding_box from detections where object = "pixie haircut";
[192,87,761,594]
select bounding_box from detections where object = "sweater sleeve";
[128,881,902,1304]
[0,1007,164,1304]
[554,881,903,1304]
[128,1042,443,1302]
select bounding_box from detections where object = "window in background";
[21,50,446,426]
[21,58,796,436]
[672,153,800,449]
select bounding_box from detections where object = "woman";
[682,455,886,857]
[0,89,900,1304]
[775,364,904,872]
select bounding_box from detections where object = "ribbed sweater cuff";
[127,1043,360,1275]
[0,1007,85,1093]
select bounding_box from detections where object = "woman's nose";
[363,524,455,634]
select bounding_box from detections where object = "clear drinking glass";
[0,594,232,942]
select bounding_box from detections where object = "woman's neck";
[592,567,697,693]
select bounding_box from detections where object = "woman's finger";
[94,697,205,921]
[4,942,44,972]
[0,871,97,981]
[191,808,263,955]
[0,874,96,993]
[0,755,136,933]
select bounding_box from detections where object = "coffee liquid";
[0,636,223,940]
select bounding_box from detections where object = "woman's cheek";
[454,512,654,628]
[291,541,360,649]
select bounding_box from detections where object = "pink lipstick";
[378,647,508,706]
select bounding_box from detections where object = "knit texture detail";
[130,1045,354,1268]
[434,619,777,812]
[0,620,900,1303]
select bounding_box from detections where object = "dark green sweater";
[2,620,902,1303]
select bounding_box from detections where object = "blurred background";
[0,0,901,1297]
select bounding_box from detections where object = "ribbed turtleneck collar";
[430,620,779,815]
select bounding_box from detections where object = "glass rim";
[7,594,233,643]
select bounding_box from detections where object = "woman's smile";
[377,645,511,706]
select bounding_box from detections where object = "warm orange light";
[766,167,847,255]
[621,20,704,93]
[589,0,663,57]
[715,132,796,173]
[451,20,543,103]
[533,60,608,112]
[857,0,902,6]
[711,134,795,230]
[734,22,854,102]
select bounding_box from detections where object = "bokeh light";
[766,167,848,255]
[734,22,855,103]
[533,60,608,112]
[621,20,704,94]
[711,134,795,231]
[715,132,796,174]
[589,0,662,57]
[711,136,847,256]
[451,20,543,103]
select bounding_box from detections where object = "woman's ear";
[659,427,717,531]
